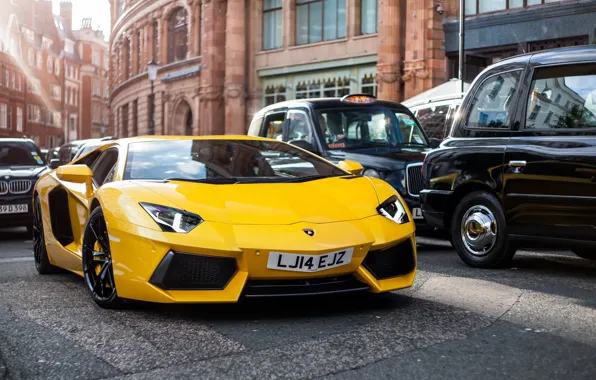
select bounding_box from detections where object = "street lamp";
[147,59,159,135]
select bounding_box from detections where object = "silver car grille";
[4,180,33,195]
[406,163,424,197]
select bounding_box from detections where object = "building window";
[466,0,559,15]
[361,0,377,35]
[51,85,62,100]
[17,75,21,91]
[3,67,8,87]
[65,40,75,54]
[55,60,60,76]
[93,104,99,122]
[123,39,130,79]
[132,99,138,136]
[27,78,41,94]
[28,49,35,66]
[117,0,125,17]
[296,0,346,45]
[122,104,129,137]
[264,84,287,106]
[47,56,53,73]
[36,51,43,69]
[0,104,7,129]
[16,107,23,132]
[92,50,100,66]
[263,0,282,50]
[27,104,41,123]
[167,8,188,63]
[93,80,101,96]
[152,20,159,61]
[322,77,350,97]
[136,30,142,73]
[361,73,377,96]
[11,73,15,90]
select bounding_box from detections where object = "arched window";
[167,8,188,63]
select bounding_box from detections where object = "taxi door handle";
[509,161,527,167]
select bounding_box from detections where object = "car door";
[503,62,596,242]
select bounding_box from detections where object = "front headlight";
[377,195,409,225]
[363,169,381,178]
[140,203,203,233]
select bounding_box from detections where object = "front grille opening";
[150,251,237,290]
[363,240,416,280]
[407,163,424,197]
[243,275,369,297]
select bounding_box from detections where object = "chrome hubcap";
[460,205,497,256]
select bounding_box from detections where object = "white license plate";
[267,248,354,273]
[412,207,424,220]
[0,204,28,215]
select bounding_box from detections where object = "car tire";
[572,249,596,261]
[82,207,124,309]
[33,196,60,274]
[451,191,516,268]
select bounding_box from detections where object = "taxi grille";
[406,163,423,197]
[363,240,416,280]
[9,180,32,194]
[0,182,7,195]
[149,251,237,290]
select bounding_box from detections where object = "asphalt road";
[1,226,595,380]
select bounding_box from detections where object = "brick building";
[74,18,110,139]
[0,0,110,149]
[108,0,595,137]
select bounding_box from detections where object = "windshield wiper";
[165,177,240,184]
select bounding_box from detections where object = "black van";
[248,94,441,228]
[420,46,596,268]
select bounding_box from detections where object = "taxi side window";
[466,70,522,129]
[285,110,314,144]
[262,112,285,140]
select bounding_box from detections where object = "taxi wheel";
[82,207,124,309]
[572,249,596,261]
[33,196,60,275]
[451,191,516,269]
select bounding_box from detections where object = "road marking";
[0,257,34,263]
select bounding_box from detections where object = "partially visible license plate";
[0,204,28,215]
[412,207,424,220]
[267,248,354,273]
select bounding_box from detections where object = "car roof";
[484,45,596,71]
[0,138,38,145]
[254,97,413,118]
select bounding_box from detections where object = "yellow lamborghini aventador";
[33,136,417,308]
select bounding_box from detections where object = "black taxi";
[248,94,441,228]
[421,46,596,268]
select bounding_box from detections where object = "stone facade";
[109,0,457,137]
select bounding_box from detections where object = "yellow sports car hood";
[137,176,381,225]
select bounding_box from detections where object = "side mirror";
[50,158,61,169]
[337,160,364,176]
[429,138,441,149]
[56,165,93,194]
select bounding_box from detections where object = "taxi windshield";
[315,107,428,150]
[124,139,346,183]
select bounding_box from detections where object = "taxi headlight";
[140,203,203,233]
[363,169,381,179]
[377,195,409,225]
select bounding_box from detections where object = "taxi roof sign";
[341,94,377,104]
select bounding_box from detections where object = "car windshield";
[315,107,429,150]
[124,139,347,183]
[0,142,46,167]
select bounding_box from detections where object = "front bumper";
[0,194,33,228]
[106,215,417,303]
[420,189,454,230]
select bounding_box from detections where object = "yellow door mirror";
[337,160,364,175]
[56,165,93,194]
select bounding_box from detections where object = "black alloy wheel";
[82,207,124,308]
[33,196,59,274]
